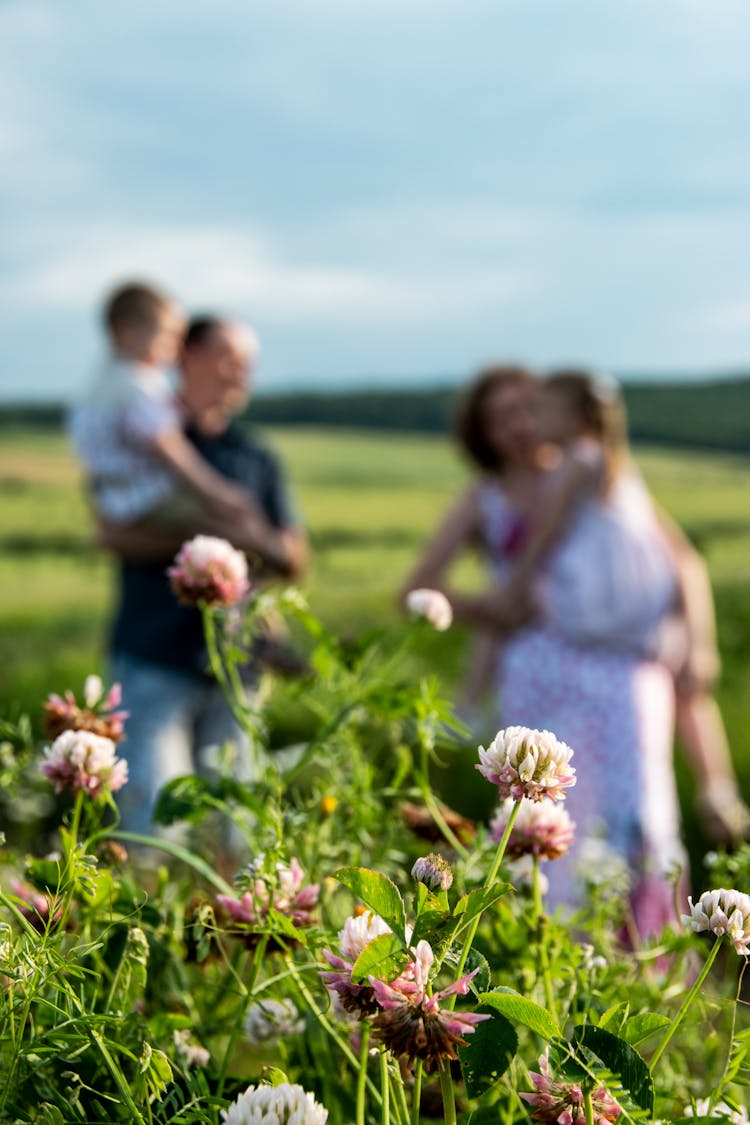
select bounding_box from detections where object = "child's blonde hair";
[545,368,629,486]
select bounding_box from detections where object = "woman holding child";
[405,364,748,933]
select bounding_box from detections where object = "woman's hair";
[456,363,535,471]
[545,368,629,480]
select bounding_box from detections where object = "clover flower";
[521,1053,621,1124]
[222,1083,328,1125]
[173,1028,210,1069]
[40,729,128,798]
[490,797,575,860]
[217,857,319,944]
[244,998,304,1046]
[686,1100,749,1124]
[43,677,128,743]
[168,535,250,608]
[405,588,453,631]
[682,889,750,955]
[477,726,576,803]
[411,853,454,891]
[369,939,490,1072]
[321,911,393,1017]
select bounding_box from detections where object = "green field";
[2,426,750,853]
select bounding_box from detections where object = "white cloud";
[1,222,528,325]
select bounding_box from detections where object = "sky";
[2,0,750,400]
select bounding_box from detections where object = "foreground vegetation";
[2,584,750,1123]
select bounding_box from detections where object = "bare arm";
[97,508,309,580]
[151,427,252,515]
[400,486,480,599]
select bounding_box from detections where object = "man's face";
[180,323,257,419]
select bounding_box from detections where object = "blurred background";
[1,0,749,860]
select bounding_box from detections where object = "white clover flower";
[575,834,631,896]
[173,1028,210,1069]
[490,797,575,860]
[244,998,305,1046]
[406,588,453,631]
[507,854,549,896]
[222,1083,328,1125]
[168,535,250,608]
[682,889,750,956]
[686,1099,749,1124]
[40,729,128,798]
[477,726,576,803]
[411,853,454,891]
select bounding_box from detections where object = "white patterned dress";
[479,479,685,933]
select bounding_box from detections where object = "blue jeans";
[111,652,262,836]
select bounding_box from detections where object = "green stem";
[380,1050,391,1125]
[532,855,556,1017]
[439,1058,457,1125]
[356,1023,371,1125]
[392,1063,410,1125]
[216,940,264,1109]
[650,937,723,1071]
[583,1087,595,1125]
[452,799,522,985]
[411,1060,423,1125]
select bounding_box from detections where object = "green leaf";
[452,884,511,928]
[334,867,406,941]
[261,1066,290,1087]
[478,989,559,1039]
[573,1024,654,1113]
[623,1012,671,1045]
[458,1007,518,1098]
[465,949,492,996]
[598,1001,629,1034]
[350,931,409,984]
[411,885,449,947]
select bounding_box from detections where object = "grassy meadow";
[2,425,750,862]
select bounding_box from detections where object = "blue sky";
[2,0,750,399]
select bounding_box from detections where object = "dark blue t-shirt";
[110,422,297,679]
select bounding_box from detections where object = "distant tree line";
[2,376,749,452]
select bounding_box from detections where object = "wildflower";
[321,911,393,1017]
[369,939,490,1072]
[217,858,319,944]
[411,853,454,891]
[222,1083,328,1125]
[43,678,128,743]
[507,855,549,896]
[682,889,750,956]
[477,727,575,803]
[521,1053,621,1124]
[320,795,338,816]
[40,729,128,798]
[575,834,630,896]
[96,839,129,866]
[686,1100,749,1124]
[173,1028,210,1069]
[490,797,575,860]
[244,998,304,1046]
[405,588,453,631]
[168,535,249,608]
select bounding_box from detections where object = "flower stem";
[356,1024,371,1125]
[380,1050,391,1125]
[452,799,522,984]
[411,1060,423,1125]
[650,937,723,1071]
[583,1086,595,1125]
[532,855,556,1017]
[439,1059,457,1125]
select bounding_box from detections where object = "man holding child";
[71,282,308,834]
